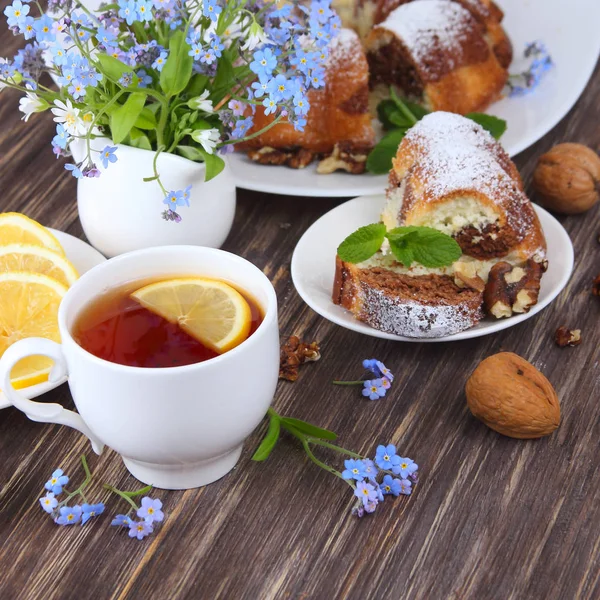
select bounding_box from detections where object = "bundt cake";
[333,112,547,338]
[334,0,512,68]
[364,0,510,114]
[236,28,375,174]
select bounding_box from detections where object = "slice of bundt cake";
[236,29,375,174]
[332,112,547,338]
[364,0,509,114]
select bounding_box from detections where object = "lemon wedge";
[131,277,252,353]
[0,213,65,255]
[0,272,67,389]
[0,244,78,287]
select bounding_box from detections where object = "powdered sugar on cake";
[397,111,530,235]
[326,28,361,70]
[376,0,474,75]
[362,285,481,338]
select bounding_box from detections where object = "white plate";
[291,195,574,342]
[231,0,600,197]
[0,229,106,409]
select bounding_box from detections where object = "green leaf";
[160,30,193,97]
[400,98,430,120]
[110,92,147,144]
[95,54,133,83]
[186,74,209,97]
[280,417,337,441]
[134,107,157,130]
[366,129,407,174]
[337,223,386,264]
[197,147,225,181]
[377,100,403,130]
[386,226,462,267]
[251,415,280,462]
[465,113,507,140]
[129,129,151,150]
[211,51,234,98]
[176,145,204,161]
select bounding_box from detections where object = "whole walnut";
[533,143,600,214]
[465,352,560,439]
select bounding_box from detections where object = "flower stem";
[332,380,364,386]
[306,438,364,460]
[301,439,354,489]
[104,485,140,512]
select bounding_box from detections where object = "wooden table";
[1,23,600,600]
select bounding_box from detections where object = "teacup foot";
[122,445,243,490]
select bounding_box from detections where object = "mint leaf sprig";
[337,223,462,268]
[367,89,508,174]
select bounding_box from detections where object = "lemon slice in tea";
[0,272,67,389]
[0,213,65,255]
[131,278,252,353]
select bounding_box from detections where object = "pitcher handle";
[0,338,104,455]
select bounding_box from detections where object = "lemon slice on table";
[131,278,252,353]
[0,213,65,255]
[0,244,78,287]
[0,272,67,389]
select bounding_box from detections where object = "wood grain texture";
[0,13,599,600]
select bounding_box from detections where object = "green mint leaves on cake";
[337,224,462,268]
[386,227,462,268]
[337,223,387,264]
[366,89,507,174]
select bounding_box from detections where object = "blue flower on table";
[55,505,82,525]
[81,502,105,524]
[111,514,132,527]
[375,444,401,471]
[362,458,378,482]
[39,493,58,513]
[393,457,418,479]
[362,379,386,400]
[354,481,378,507]
[341,458,366,482]
[45,468,69,495]
[137,497,164,523]
[4,1,30,29]
[374,360,394,381]
[399,478,412,496]
[128,519,154,540]
[380,474,402,497]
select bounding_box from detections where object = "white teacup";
[0,246,279,489]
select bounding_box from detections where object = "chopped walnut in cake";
[317,142,369,174]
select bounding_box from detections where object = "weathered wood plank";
[0,11,599,599]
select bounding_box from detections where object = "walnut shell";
[533,143,600,214]
[465,352,560,439]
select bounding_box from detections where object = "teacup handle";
[0,338,104,455]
